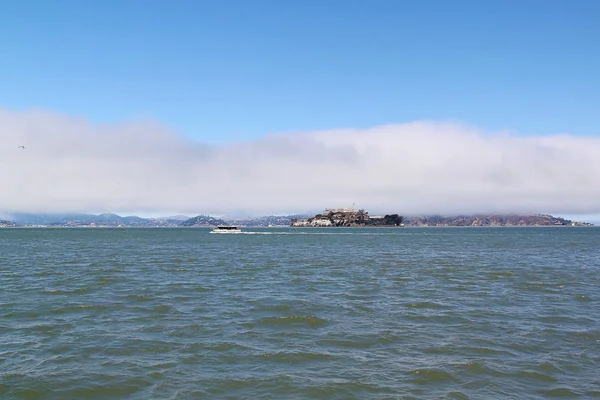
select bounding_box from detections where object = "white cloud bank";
[1,108,600,217]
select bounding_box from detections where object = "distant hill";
[223,214,311,227]
[403,214,593,227]
[3,212,183,227]
[180,215,228,227]
[0,212,593,227]
[180,214,312,227]
[0,212,311,227]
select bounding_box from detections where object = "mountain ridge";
[0,212,594,227]
[403,213,594,227]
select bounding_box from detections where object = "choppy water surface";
[1,227,599,399]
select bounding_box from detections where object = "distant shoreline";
[1,225,597,230]
[0,212,594,228]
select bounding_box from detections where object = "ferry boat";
[210,225,242,234]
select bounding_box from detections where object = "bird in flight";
[18,145,25,149]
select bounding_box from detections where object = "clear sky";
[2,0,600,220]
[1,0,599,143]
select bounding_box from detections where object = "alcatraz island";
[291,208,403,227]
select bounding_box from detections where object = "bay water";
[1,227,599,399]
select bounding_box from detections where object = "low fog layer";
[2,108,599,217]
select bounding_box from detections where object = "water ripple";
[1,226,599,398]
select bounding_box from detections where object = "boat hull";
[210,226,242,234]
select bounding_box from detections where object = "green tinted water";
[1,227,599,399]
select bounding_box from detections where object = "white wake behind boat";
[210,225,242,234]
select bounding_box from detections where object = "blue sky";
[1,0,599,143]
[2,1,600,220]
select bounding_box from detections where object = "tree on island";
[382,214,403,226]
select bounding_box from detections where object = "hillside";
[179,215,228,227]
[3,213,184,227]
[404,214,593,227]
[223,214,310,227]
[0,212,593,227]
[180,214,311,227]
[0,212,309,227]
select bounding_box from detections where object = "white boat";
[210,225,242,234]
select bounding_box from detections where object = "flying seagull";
[18,146,25,149]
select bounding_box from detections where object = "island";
[291,208,404,227]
